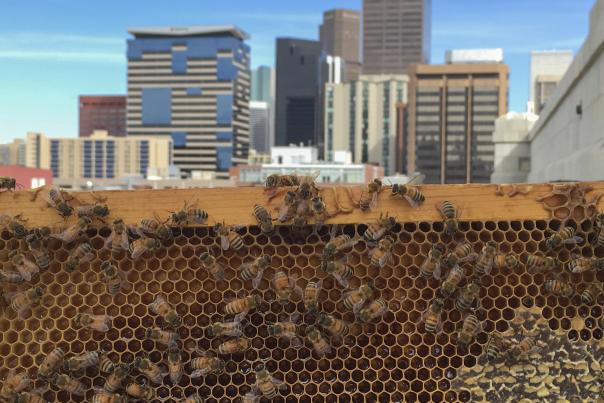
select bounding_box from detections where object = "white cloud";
[0,50,123,63]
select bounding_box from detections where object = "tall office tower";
[363,0,431,75]
[79,96,126,137]
[251,66,275,150]
[126,26,250,178]
[319,9,361,81]
[324,74,409,175]
[275,38,323,147]
[405,63,508,183]
[529,51,573,114]
[249,101,270,153]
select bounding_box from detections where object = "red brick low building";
[0,165,52,189]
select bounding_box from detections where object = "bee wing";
[563,236,583,245]
[458,253,478,263]
[406,173,426,185]
[433,262,442,280]
[190,368,210,378]
[233,311,247,323]
[332,272,349,288]
[220,235,230,250]
[251,269,264,289]
[43,193,58,208]
[130,246,145,260]
[117,270,132,291]
[210,263,227,281]
[403,194,420,208]
[369,191,379,211]
[119,231,130,250]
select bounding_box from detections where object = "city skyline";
[0,0,593,141]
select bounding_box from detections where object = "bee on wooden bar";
[170,200,208,226]
[64,351,99,372]
[0,177,17,192]
[52,217,91,244]
[129,237,161,260]
[37,347,65,380]
[580,283,603,304]
[567,255,604,274]
[133,357,163,384]
[189,350,225,377]
[439,265,465,298]
[277,191,297,223]
[310,196,330,229]
[145,328,179,346]
[199,251,227,282]
[474,241,498,276]
[0,214,28,239]
[357,298,388,323]
[322,259,353,288]
[206,317,243,338]
[50,373,86,396]
[493,252,519,271]
[253,363,286,399]
[359,179,383,211]
[303,279,323,312]
[252,204,273,233]
[544,278,575,298]
[526,254,559,274]
[103,364,130,393]
[239,255,271,289]
[100,262,129,296]
[265,172,318,193]
[8,287,44,318]
[8,251,38,282]
[223,294,263,317]
[456,313,481,347]
[44,186,74,218]
[455,278,481,312]
[215,222,245,251]
[166,343,183,384]
[545,226,583,250]
[267,315,302,348]
[132,217,173,242]
[65,242,95,272]
[422,297,444,334]
[76,202,109,221]
[364,212,396,243]
[391,183,425,208]
[420,244,445,279]
[317,312,349,339]
[369,235,395,268]
[437,200,461,237]
[104,219,129,254]
[272,270,302,302]
[126,381,155,400]
[149,294,181,328]
[74,313,112,332]
[305,325,331,357]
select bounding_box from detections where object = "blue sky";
[0,0,594,141]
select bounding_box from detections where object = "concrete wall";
[529,0,604,182]
[491,112,537,183]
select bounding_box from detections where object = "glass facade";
[106,141,115,179]
[382,84,391,173]
[83,141,92,179]
[50,140,60,178]
[139,141,149,176]
[141,88,171,125]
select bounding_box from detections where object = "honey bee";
[253,363,286,399]
[508,333,537,360]
[76,202,110,221]
[91,390,128,403]
[8,251,38,282]
[50,373,86,396]
[252,204,273,233]
[567,256,604,274]
[474,241,498,276]
[289,214,310,241]
[74,313,112,332]
[273,270,302,301]
[342,283,373,312]
[492,253,519,271]
[322,234,358,260]
[215,222,244,251]
[545,226,583,250]
[359,179,383,211]
[10,391,49,403]
[580,283,603,304]
[544,278,575,298]
[223,294,263,317]
[133,218,173,242]
[455,278,481,312]
[217,337,250,355]
[52,217,91,244]
[129,237,161,259]
[0,176,17,192]
[267,316,302,348]
[126,381,155,400]
[100,262,129,296]
[303,279,323,312]
[242,391,260,403]
[440,265,465,298]
[420,244,445,279]
[44,186,74,218]
[179,396,205,403]
[277,191,297,223]
[369,236,395,268]
[166,343,183,384]
[265,172,318,196]
[310,196,330,229]
[0,269,23,284]
[444,242,476,269]
[306,325,331,357]
[65,242,95,272]
[104,219,129,254]
[526,254,559,274]
[437,200,461,236]
[391,183,425,208]
[364,212,396,243]
[239,255,271,289]
[37,346,65,380]
[594,212,604,247]
[0,370,30,399]
[485,332,508,362]
[206,317,243,338]
[146,328,179,346]
[134,356,163,384]
[322,259,353,288]
[149,294,182,328]
[170,200,208,226]
[24,234,50,270]
[64,351,99,372]
[317,312,349,338]
[189,350,225,377]
[357,298,388,323]
[103,364,130,393]
[199,251,227,281]
[8,287,44,317]
[99,351,115,374]
[0,214,28,239]
[456,313,481,347]
[422,297,444,333]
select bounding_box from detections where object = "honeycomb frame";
[0,183,602,402]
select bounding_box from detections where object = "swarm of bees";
[0,177,603,402]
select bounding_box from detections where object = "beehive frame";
[0,182,603,402]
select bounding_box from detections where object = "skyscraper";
[251,66,275,151]
[79,96,126,137]
[126,26,250,178]
[275,38,323,147]
[363,0,432,75]
[249,101,270,153]
[529,51,573,114]
[319,9,361,81]
[405,62,508,183]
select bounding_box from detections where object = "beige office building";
[0,139,26,166]
[405,63,508,183]
[324,74,409,174]
[26,131,172,180]
[320,9,362,81]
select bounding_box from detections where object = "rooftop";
[128,25,249,40]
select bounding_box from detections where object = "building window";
[172,51,187,74]
[31,178,45,188]
[216,94,233,125]
[217,57,238,81]
[139,140,149,176]
[216,132,233,142]
[186,87,202,96]
[170,132,187,147]
[142,88,172,125]
[216,146,233,171]
[349,84,356,160]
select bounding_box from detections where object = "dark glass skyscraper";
[79,96,126,137]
